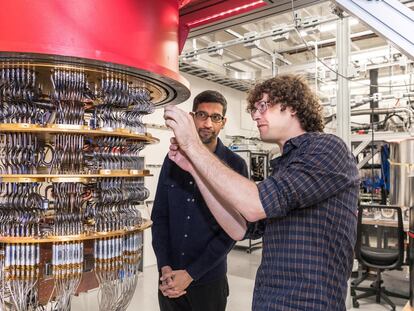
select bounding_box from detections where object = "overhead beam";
[334,0,414,59]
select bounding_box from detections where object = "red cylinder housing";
[0,0,189,105]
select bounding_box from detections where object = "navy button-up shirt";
[152,138,248,286]
[246,132,359,310]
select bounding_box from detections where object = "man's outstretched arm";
[164,106,266,223]
[168,146,248,240]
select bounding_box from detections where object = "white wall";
[140,73,260,267]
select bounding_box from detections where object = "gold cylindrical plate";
[1,177,43,183]
[49,177,89,183]
[0,123,159,143]
[50,124,90,130]
[0,172,152,182]
[0,220,152,244]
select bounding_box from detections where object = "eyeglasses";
[247,100,271,118]
[193,111,225,123]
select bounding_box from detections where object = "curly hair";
[247,74,324,132]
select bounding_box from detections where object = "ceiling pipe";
[279,31,376,55]
[325,106,414,124]
[180,15,339,59]
[221,30,376,68]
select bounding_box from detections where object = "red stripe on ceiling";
[180,0,266,28]
[178,0,267,53]
[188,1,265,27]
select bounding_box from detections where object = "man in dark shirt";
[151,90,248,311]
[163,74,359,310]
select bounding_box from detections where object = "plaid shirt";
[246,132,359,311]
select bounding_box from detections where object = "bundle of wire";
[3,244,40,311]
[50,242,83,311]
[95,233,142,311]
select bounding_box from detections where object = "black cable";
[382,112,407,129]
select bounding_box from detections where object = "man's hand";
[168,137,194,173]
[164,106,202,152]
[161,266,173,278]
[159,266,188,299]
[160,269,194,297]
[159,266,176,297]
[160,266,173,292]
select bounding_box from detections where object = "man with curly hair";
[163,74,359,310]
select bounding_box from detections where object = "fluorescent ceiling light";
[225,29,243,39]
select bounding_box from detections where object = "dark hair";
[247,74,324,132]
[193,90,227,116]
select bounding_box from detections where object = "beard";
[198,129,217,144]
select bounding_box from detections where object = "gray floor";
[72,248,410,310]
